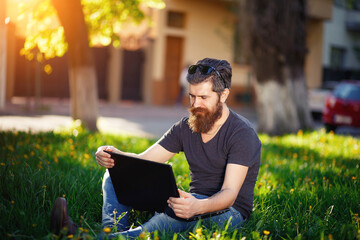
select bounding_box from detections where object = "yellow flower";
[352,176,356,180]
[0,163,5,166]
[103,227,111,233]
[67,234,73,238]
[196,228,202,236]
[11,200,15,204]
[309,205,312,210]
[8,146,14,152]
[297,129,303,136]
[84,153,90,159]
[290,189,294,193]
[263,230,270,235]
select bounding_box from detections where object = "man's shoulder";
[228,109,255,131]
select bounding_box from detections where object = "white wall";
[322,5,360,69]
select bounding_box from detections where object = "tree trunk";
[246,0,313,135]
[51,0,98,131]
[0,0,7,109]
[254,66,313,135]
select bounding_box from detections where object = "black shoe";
[50,197,77,235]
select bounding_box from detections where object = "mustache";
[189,107,207,114]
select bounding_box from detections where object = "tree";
[20,0,165,131]
[244,0,314,135]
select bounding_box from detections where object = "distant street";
[1,97,359,138]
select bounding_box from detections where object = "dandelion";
[263,230,270,235]
[196,228,202,236]
[139,232,146,238]
[258,182,263,188]
[297,129,303,136]
[32,223,37,227]
[24,154,29,159]
[311,182,315,185]
[8,146,14,152]
[352,176,356,180]
[309,205,312,210]
[1,163,5,166]
[62,194,66,198]
[290,188,294,193]
[103,227,111,233]
[67,234,73,238]
[11,200,15,204]
[84,153,90,159]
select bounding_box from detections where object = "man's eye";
[201,96,207,100]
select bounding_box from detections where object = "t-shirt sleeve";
[157,118,186,153]
[227,127,261,167]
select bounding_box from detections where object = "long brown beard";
[188,103,223,133]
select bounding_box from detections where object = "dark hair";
[186,58,232,93]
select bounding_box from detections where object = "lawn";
[0,127,359,239]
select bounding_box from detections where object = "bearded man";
[51,58,261,238]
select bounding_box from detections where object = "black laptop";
[105,150,230,221]
[106,150,180,212]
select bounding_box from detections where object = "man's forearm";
[196,188,237,215]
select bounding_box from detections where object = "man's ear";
[220,88,230,103]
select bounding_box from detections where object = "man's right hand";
[95,146,120,168]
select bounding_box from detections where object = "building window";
[330,46,346,69]
[167,11,186,28]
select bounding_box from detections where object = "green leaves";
[19,0,165,64]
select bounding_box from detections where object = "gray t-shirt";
[158,109,261,219]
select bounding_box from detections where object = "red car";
[322,81,360,132]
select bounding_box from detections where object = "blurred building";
[4,0,340,107]
[321,0,360,88]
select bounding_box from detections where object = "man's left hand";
[167,189,200,219]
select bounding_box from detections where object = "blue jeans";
[102,170,245,239]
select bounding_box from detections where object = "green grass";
[0,127,359,240]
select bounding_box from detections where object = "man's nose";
[192,97,201,108]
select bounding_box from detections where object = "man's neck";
[203,105,230,136]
